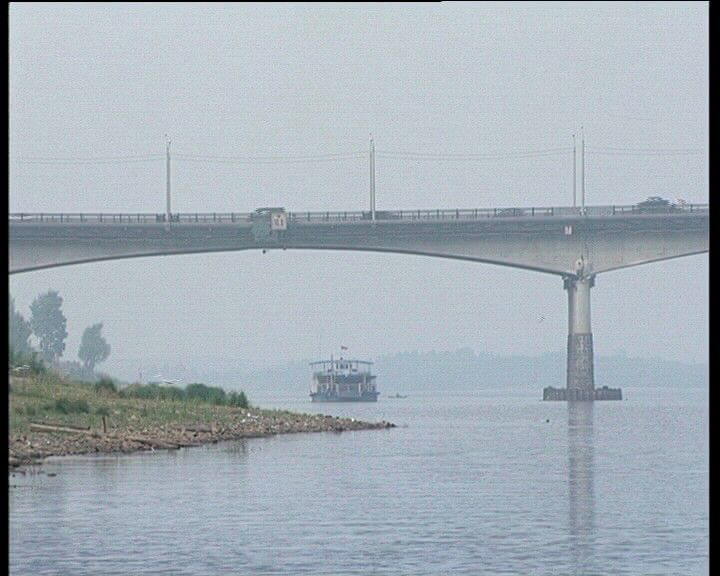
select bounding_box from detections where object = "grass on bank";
[8,371,256,436]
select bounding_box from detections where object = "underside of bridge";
[9,210,708,400]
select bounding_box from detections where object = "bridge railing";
[287,207,559,222]
[9,204,708,224]
[8,212,255,224]
[170,213,254,223]
[609,204,708,215]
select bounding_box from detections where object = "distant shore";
[8,374,395,470]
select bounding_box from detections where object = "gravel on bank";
[9,409,395,469]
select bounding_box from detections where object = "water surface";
[9,386,708,575]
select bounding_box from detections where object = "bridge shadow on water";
[568,401,595,575]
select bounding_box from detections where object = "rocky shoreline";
[9,409,396,470]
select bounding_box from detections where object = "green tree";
[78,322,111,372]
[9,295,33,357]
[29,290,68,363]
[228,390,249,408]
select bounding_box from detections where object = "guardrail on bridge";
[8,204,708,224]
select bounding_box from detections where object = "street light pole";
[166,136,172,222]
[579,126,586,214]
[572,133,577,208]
[370,134,376,222]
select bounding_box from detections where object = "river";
[9,385,708,575]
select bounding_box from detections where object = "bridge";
[9,203,709,399]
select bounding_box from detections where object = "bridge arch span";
[9,244,572,277]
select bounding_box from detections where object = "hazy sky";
[9,2,708,375]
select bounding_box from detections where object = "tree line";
[9,290,110,376]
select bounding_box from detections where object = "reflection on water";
[219,438,248,456]
[568,401,595,575]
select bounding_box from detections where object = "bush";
[54,397,90,414]
[117,381,247,408]
[185,383,227,405]
[118,383,138,399]
[9,347,46,376]
[158,386,185,401]
[121,383,161,400]
[227,391,249,409]
[94,377,117,395]
[121,382,185,401]
[210,389,227,405]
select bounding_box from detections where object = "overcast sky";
[9,2,708,376]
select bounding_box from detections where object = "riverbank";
[8,373,395,470]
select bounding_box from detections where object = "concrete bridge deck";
[8,204,709,276]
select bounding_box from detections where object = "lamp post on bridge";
[580,126,585,215]
[370,134,376,222]
[165,136,172,224]
[573,133,577,208]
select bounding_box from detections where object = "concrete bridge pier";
[564,274,595,400]
[544,274,622,401]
